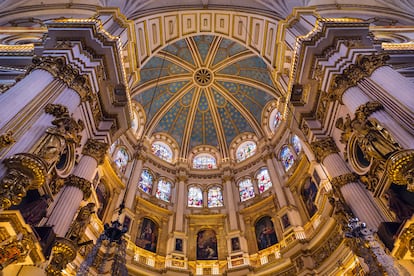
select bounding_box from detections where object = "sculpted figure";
[66,203,95,243]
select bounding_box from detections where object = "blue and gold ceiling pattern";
[132,35,280,158]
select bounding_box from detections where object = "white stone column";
[312,138,388,230]
[223,174,238,231]
[174,175,187,232]
[0,70,54,129]
[265,155,287,208]
[370,66,414,111]
[342,85,414,149]
[124,157,144,210]
[46,139,108,237]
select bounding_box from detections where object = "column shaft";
[125,159,143,209]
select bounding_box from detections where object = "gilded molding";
[26,56,92,101]
[0,130,15,149]
[310,137,339,163]
[329,53,390,102]
[45,237,77,276]
[386,150,414,192]
[82,139,109,165]
[398,222,414,257]
[355,101,383,118]
[64,175,92,200]
[0,234,36,269]
[331,173,358,188]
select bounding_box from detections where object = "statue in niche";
[66,203,95,243]
[19,194,50,225]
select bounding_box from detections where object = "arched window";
[238,178,255,202]
[255,216,278,250]
[155,179,172,202]
[96,181,109,220]
[138,169,153,194]
[131,110,139,133]
[256,168,272,193]
[291,134,302,154]
[114,147,129,173]
[135,217,158,253]
[197,229,218,260]
[236,141,257,163]
[208,187,223,207]
[109,140,119,155]
[280,146,295,171]
[151,141,173,163]
[193,153,217,169]
[269,108,282,132]
[188,186,203,207]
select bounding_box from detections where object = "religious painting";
[123,216,131,232]
[175,238,183,252]
[302,178,318,217]
[281,214,290,230]
[95,181,108,220]
[255,216,278,250]
[231,237,241,252]
[197,229,218,260]
[135,218,158,253]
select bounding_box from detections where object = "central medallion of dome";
[194,68,213,87]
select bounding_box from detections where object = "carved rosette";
[64,175,92,200]
[310,137,339,163]
[0,130,15,149]
[27,56,92,101]
[331,173,358,188]
[45,237,77,276]
[82,139,109,165]
[386,150,414,192]
[0,153,48,209]
[329,53,389,102]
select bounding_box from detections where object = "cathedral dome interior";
[0,1,413,276]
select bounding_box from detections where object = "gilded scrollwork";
[310,137,339,163]
[82,139,109,165]
[0,233,35,270]
[0,130,15,149]
[386,149,414,192]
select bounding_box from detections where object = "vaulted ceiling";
[132,35,280,158]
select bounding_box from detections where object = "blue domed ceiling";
[132,35,280,158]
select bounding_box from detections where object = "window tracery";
[188,186,203,207]
[208,187,223,207]
[138,169,153,194]
[193,153,217,169]
[238,178,255,202]
[236,141,257,162]
[256,168,272,193]
[151,141,173,162]
[156,178,172,202]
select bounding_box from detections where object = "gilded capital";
[45,237,77,276]
[386,149,414,192]
[64,175,92,200]
[330,173,358,188]
[82,139,109,165]
[310,137,339,163]
[0,130,15,149]
[27,56,92,101]
[355,101,383,118]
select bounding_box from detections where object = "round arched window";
[236,141,257,163]
[280,146,295,172]
[151,141,173,163]
[269,108,282,132]
[193,153,217,169]
[291,135,302,154]
[114,147,129,173]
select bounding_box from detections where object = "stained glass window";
[291,135,302,154]
[114,147,129,173]
[269,109,282,132]
[151,142,173,163]
[208,187,223,207]
[131,111,139,133]
[156,179,172,202]
[236,141,257,162]
[239,178,255,202]
[188,187,203,207]
[280,146,295,171]
[193,153,217,169]
[257,168,272,193]
[109,140,118,155]
[138,169,153,194]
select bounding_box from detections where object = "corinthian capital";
[310,137,339,163]
[82,139,109,165]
